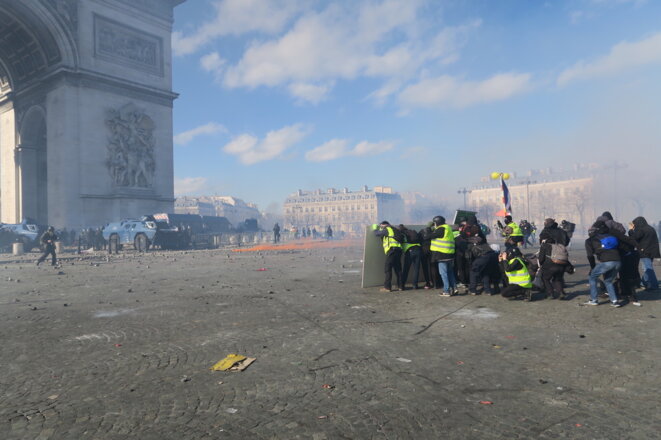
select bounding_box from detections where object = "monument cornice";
[15,67,179,107]
[80,193,175,202]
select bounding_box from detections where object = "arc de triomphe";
[0,0,184,228]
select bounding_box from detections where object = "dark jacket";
[40,230,58,247]
[585,223,637,268]
[629,216,660,259]
[539,223,569,246]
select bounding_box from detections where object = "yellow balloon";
[490,172,500,180]
[502,173,510,180]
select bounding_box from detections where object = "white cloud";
[174,177,208,195]
[222,124,309,165]
[200,0,479,104]
[174,122,227,146]
[200,52,225,73]
[305,139,394,162]
[398,72,532,109]
[173,0,305,56]
[288,82,333,104]
[558,32,661,86]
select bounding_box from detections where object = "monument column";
[0,105,18,223]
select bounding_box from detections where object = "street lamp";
[457,187,472,210]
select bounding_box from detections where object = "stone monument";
[0,0,185,228]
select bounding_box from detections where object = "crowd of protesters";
[373,210,659,307]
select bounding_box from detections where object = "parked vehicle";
[153,213,232,248]
[102,216,180,253]
[0,220,39,252]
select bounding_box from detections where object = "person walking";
[429,216,456,296]
[373,221,403,292]
[36,226,58,266]
[629,216,660,291]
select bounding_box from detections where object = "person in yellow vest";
[372,221,404,292]
[502,215,524,250]
[429,216,457,296]
[499,247,533,301]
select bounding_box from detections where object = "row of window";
[286,194,377,204]
[285,204,375,214]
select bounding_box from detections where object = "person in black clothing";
[36,226,58,266]
[399,225,422,289]
[419,223,439,289]
[539,218,569,246]
[373,221,403,292]
[457,215,485,290]
[273,223,281,243]
[468,242,500,295]
[585,220,638,306]
[629,216,660,291]
[538,237,573,300]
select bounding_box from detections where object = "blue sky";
[171,0,661,214]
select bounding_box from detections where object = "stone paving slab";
[0,246,659,439]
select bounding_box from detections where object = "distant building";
[283,186,405,236]
[467,177,596,231]
[175,196,260,227]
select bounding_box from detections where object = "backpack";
[599,235,619,250]
[391,227,404,243]
[550,243,569,264]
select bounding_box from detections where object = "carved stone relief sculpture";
[105,103,156,188]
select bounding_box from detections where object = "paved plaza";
[1,244,659,439]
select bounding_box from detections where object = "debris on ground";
[395,357,412,363]
[210,354,256,371]
[225,408,238,414]
[479,401,493,405]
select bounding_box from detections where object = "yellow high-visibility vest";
[430,224,455,254]
[505,257,532,288]
[507,222,523,238]
[382,226,402,254]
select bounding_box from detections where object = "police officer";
[373,221,403,292]
[429,216,457,296]
[36,226,58,266]
[502,215,524,250]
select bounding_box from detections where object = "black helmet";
[432,216,445,226]
[48,226,55,232]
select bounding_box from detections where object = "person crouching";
[499,247,533,301]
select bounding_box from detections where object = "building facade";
[467,177,596,232]
[174,195,260,227]
[283,186,405,236]
[0,0,184,228]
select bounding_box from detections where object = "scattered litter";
[395,357,412,363]
[492,345,502,349]
[317,416,328,419]
[575,424,582,427]
[256,268,268,271]
[456,361,464,365]
[539,379,548,384]
[505,335,516,339]
[460,324,466,328]
[321,384,334,389]
[579,335,586,338]
[217,381,224,385]
[181,376,191,382]
[210,354,256,372]
[114,344,122,347]
[479,401,493,405]
[225,408,238,414]
[47,395,58,400]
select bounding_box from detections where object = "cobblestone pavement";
[0,245,659,439]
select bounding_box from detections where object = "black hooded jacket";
[540,222,569,246]
[629,216,660,259]
[585,221,637,269]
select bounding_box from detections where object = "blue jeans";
[589,261,621,303]
[641,258,659,290]
[438,260,456,293]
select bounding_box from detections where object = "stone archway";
[18,106,48,224]
[0,0,184,228]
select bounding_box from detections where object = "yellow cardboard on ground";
[210,354,247,371]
